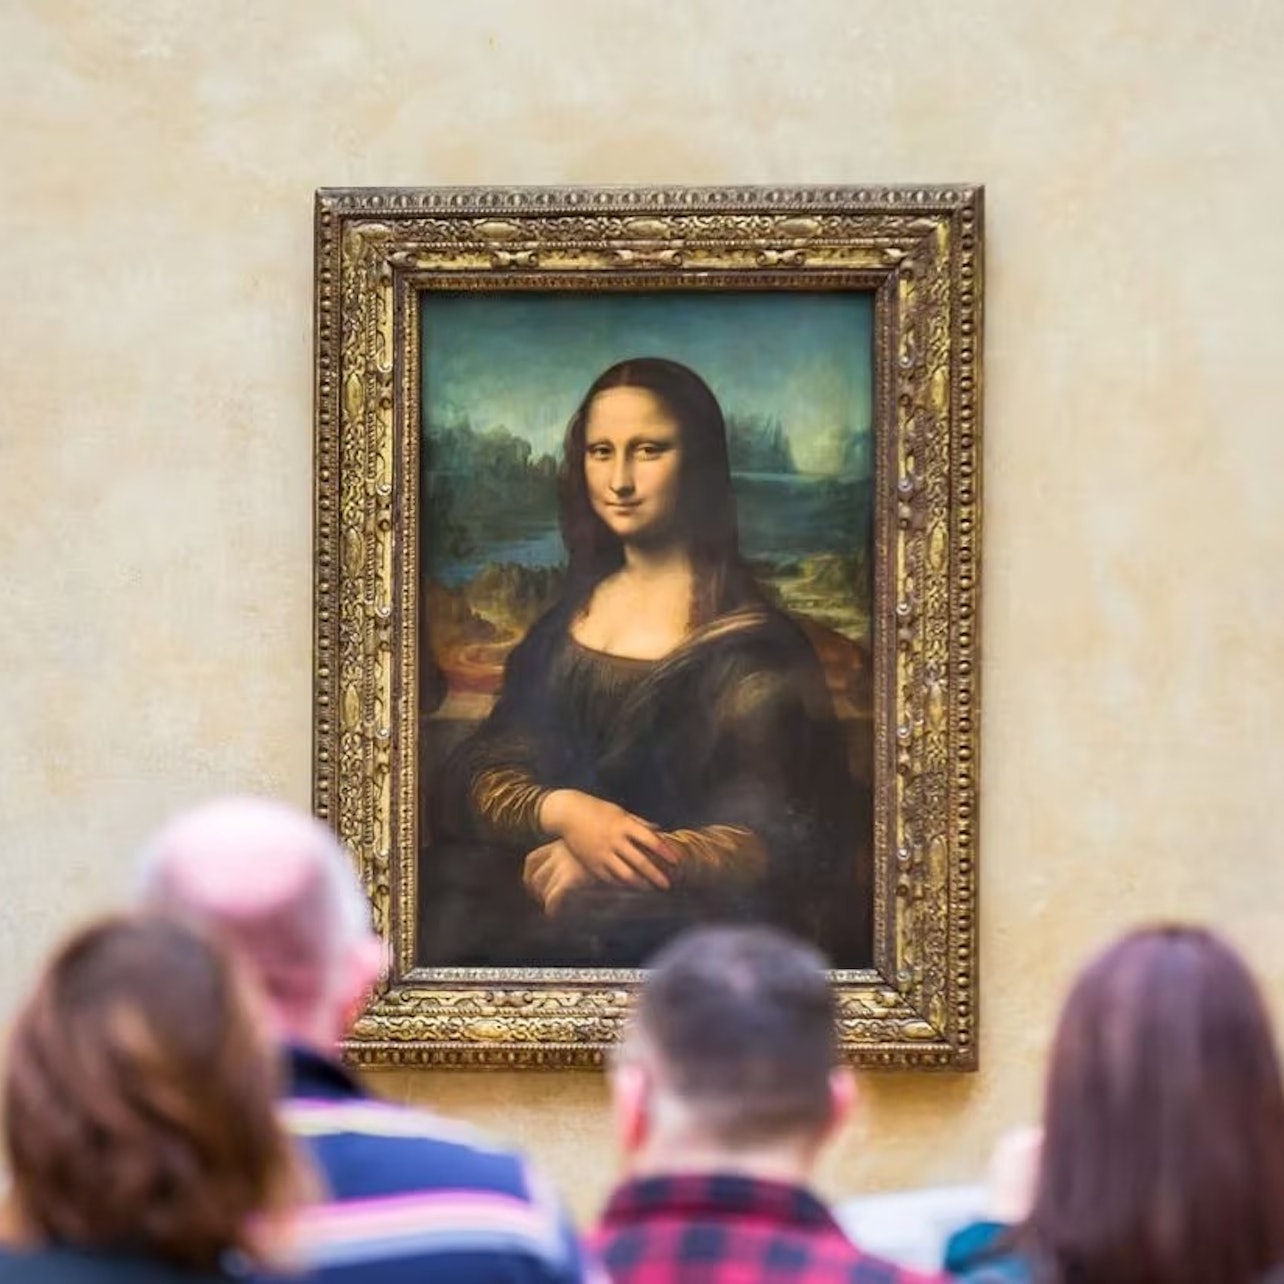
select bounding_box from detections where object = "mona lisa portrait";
[418,294,875,970]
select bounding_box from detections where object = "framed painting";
[313,184,983,1068]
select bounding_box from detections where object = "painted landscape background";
[419,291,875,744]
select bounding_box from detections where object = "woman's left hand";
[523,839,594,917]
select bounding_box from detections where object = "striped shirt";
[275,1046,596,1284]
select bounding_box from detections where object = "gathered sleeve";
[660,825,769,887]
[431,612,567,852]
[469,763,550,848]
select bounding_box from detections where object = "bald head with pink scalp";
[136,796,385,1050]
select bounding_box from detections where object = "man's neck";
[271,1007,340,1055]
[627,1140,815,1189]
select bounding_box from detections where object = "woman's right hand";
[523,840,593,917]
[538,789,678,890]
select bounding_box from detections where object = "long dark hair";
[1022,924,1284,1284]
[558,356,759,626]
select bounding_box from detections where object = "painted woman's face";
[584,387,684,544]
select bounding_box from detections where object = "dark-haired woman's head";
[559,357,755,623]
[1027,924,1284,1284]
[3,913,305,1272]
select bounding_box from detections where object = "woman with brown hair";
[0,913,306,1281]
[948,924,1284,1284]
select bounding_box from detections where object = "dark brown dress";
[421,598,871,968]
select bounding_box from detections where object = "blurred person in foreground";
[138,796,594,1284]
[0,913,304,1282]
[594,924,939,1284]
[945,924,1284,1284]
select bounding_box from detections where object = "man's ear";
[339,933,388,1032]
[826,1066,858,1139]
[610,1059,652,1158]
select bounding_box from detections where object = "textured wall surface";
[3,0,1284,1225]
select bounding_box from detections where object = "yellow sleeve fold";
[469,766,549,846]
[661,824,768,886]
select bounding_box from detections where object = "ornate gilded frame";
[313,185,982,1069]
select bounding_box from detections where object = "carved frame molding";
[313,185,983,1069]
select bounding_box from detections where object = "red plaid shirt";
[592,1173,941,1284]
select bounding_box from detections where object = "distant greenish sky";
[420,291,872,477]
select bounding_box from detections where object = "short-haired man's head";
[631,926,838,1149]
[4,913,302,1271]
[136,797,375,1029]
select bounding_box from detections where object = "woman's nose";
[610,457,635,495]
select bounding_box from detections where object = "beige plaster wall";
[3,0,1284,1226]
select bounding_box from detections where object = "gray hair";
[135,797,374,1020]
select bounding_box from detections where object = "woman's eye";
[587,446,612,460]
